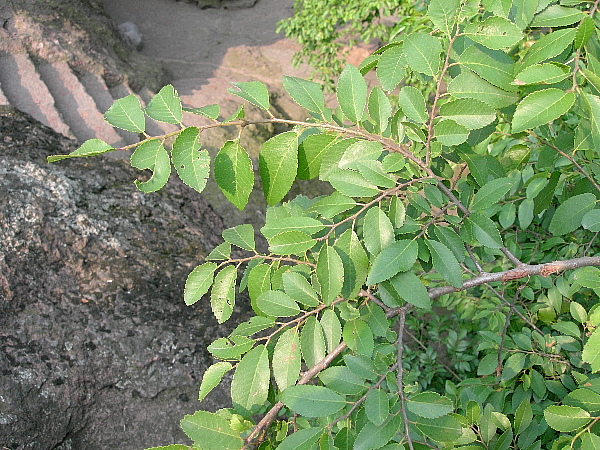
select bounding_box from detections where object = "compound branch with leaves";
[50,1,600,449]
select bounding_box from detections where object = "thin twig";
[501,247,524,267]
[496,286,524,377]
[397,306,415,450]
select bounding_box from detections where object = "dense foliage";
[50,0,600,449]
[276,0,428,88]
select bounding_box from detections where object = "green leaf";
[145,84,182,125]
[230,316,275,337]
[407,392,454,419]
[280,385,345,418]
[214,140,254,210]
[301,316,327,368]
[464,16,523,50]
[439,98,496,130]
[575,267,600,289]
[514,63,570,85]
[514,398,533,435]
[320,138,360,180]
[399,86,428,124]
[47,138,114,162]
[320,365,366,395]
[269,231,316,255]
[463,212,503,249]
[335,229,370,299]
[185,262,217,306]
[283,75,325,115]
[544,405,591,432]
[180,411,243,450]
[342,319,374,356]
[363,206,395,256]
[207,335,254,360]
[575,16,595,49]
[207,242,231,261]
[171,126,209,193]
[276,428,324,450]
[298,134,337,180]
[584,93,600,151]
[415,414,462,442]
[549,193,596,235]
[531,5,585,27]
[581,433,600,450]
[130,139,171,193]
[272,328,301,390]
[283,271,319,307]
[320,309,342,352]
[198,362,232,402]
[366,239,418,285]
[103,94,145,132]
[583,328,600,372]
[353,414,402,450]
[247,264,272,313]
[512,89,575,133]
[224,104,244,122]
[376,46,406,92]
[477,353,498,376]
[317,245,345,305]
[403,33,442,77]
[259,131,298,206]
[434,119,469,146]
[308,192,356,219]
[356,160,396,188]
[447,70,518,109]
[501,352,526,381]
[432,225,465,262]
[344,354,378,381]
[338,140,383,170]
[512,0,537,29]
[211,265,237,324]
[261,217,324,239]
[183,104,220,120]
[365,389,390,426]
[230,345,270,413]
[228,81,270,110]
[368,86,392,133]
[428,0,460,35]
[222,224,255,252]
[583,209,600,232]
[425,239,463,288]
[564,388,600,414]
[255,290,300,317]
[471,177,514,211]
[337,64,367,123]
[521,27,576,68]
[459,44,517,92]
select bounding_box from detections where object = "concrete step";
[0,82,9,105]
[0,53,73,138]
[78,71,140,146]
[36,60,126,148]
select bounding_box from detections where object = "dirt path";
[100,0,309,113]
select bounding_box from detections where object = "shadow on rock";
[0,107,247,449]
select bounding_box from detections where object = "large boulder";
[0,107,241,449]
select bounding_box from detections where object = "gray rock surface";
[0,107,243,449]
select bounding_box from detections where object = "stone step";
[0,81,9,105]
[0,53,73,138]
[36,60,126,148]
[78,71,140,146]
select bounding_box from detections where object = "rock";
[0,107,244,449]
[118,21,143,51]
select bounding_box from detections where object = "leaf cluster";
[48,0,600,449]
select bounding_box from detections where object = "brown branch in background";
[245,255,600,447]
[496,286,524,377]
[530,132,600,193]
[396,306,415,450]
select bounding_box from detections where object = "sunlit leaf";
[228,81,270,110]
[130,139,171,193]
[259,131,298,206]
[104,94,145,132]
[145,84,182,124]
[214,140,254,210]
[230,345,270,413]
[180,411,243,450]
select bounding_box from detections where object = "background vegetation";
[50,0,600,448]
